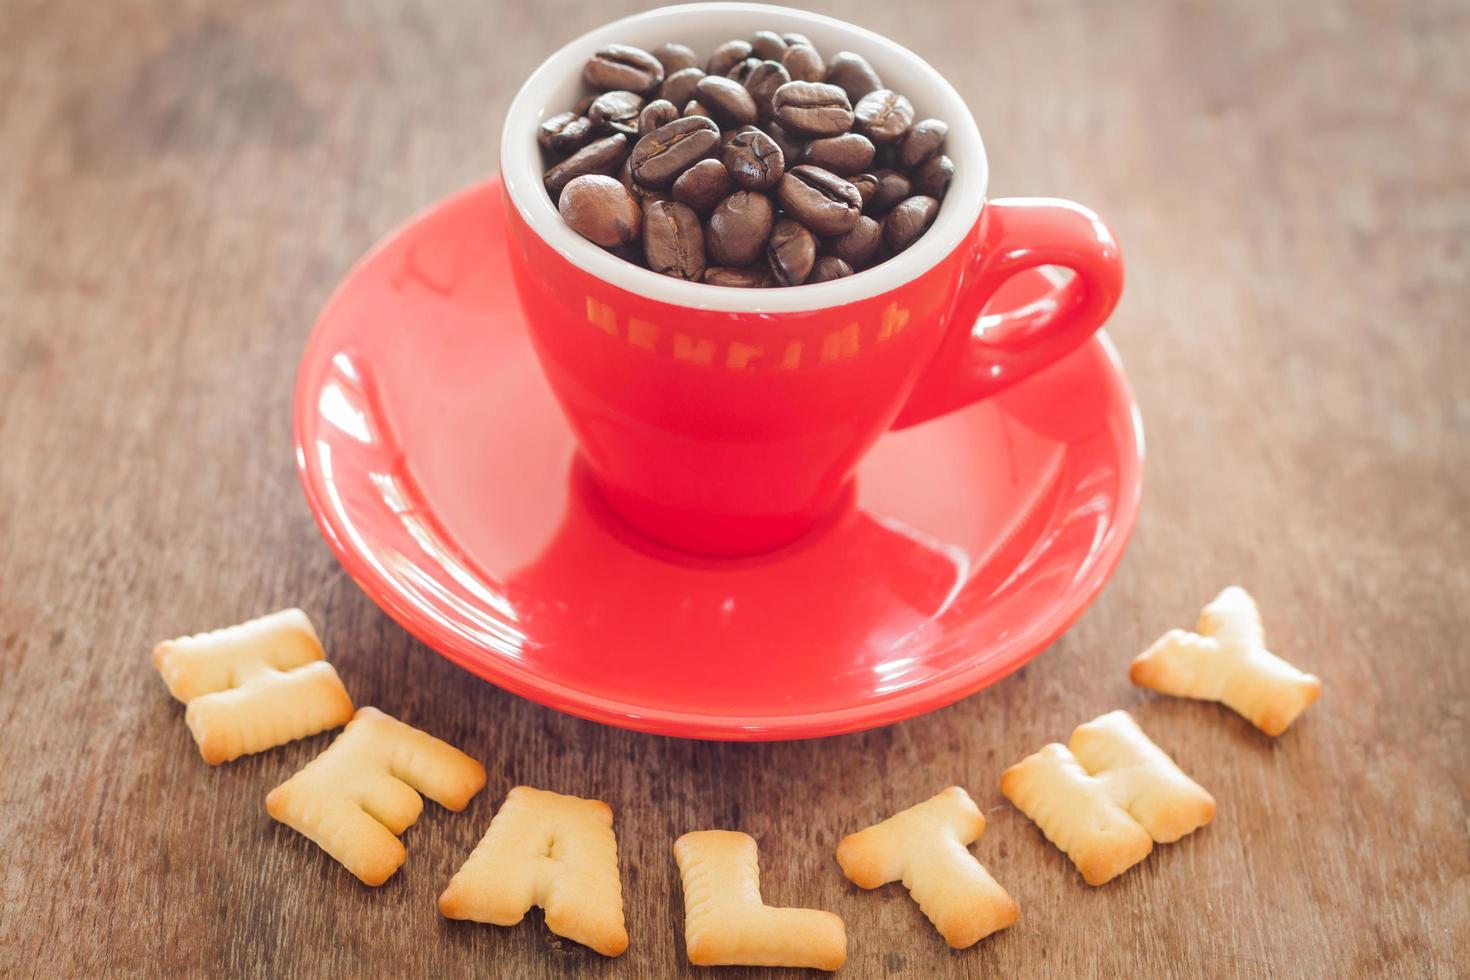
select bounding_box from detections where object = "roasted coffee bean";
[777,165,862,235]
[629,116,720,188]
[638,99,679,136]
[558,174,642,247]
[743,60,790,120]
[771,81,854,138]
[651,42,699,74]
[751,30,787,60]
[854,89,915,144]
[643,200,706,280]
[764,120,804,163]
[825,214,882,267]
[538,111,594,156]
[544,133,629,195]
[672,158,736,214]
[682,99,711,118]
[809,256,854,282]
[584,45,664,95]
[589,90,644,135]
[866,168,912,214]
[799,132,875,175]
[659,66,706,106]
[618,155,669,206]
[694,75,758,127]
[707,39,753,76]
[722,129,785,190]
[781,32,812,47]
[825,51,883,102]
[721,124,760,146]
[573,93,597,116]
[727,57,761,84]
[848,172,879,207]
[896,118,948,168]
[703,266,770,288]
[706,190,775,266]
[781,43,825,82]
[766,217,817,286]
[883,195,939,252]
[913,153,954,199]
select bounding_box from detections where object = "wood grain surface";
[2,1,1466,976]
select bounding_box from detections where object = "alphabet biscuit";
[836,787,1017,948]
[439,786,629,956]
[674,830,846,970]
[152,608,354,764]
[266,706,486,885]
[1130,586,1321,735]
[1000,710,1215,885]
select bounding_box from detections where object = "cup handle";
[891,197,1124,429]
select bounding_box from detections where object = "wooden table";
[2,1,1466,976]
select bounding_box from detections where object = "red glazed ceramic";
[292,177,1143,740]
[501,3,1124,555]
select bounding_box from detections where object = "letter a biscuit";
[266,707,486,885]
[1131,586,1321,735]
[152,608,354,764]
[837,787,1017,948]
[674,830,846,970]
[1001,710,1215,885]
[439,787,629,956]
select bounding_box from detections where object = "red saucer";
[293,177,1143,740]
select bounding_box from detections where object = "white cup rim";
[500,2,988,314]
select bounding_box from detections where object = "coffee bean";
[659,66,706,106]
[854,89,915,144]
[896,118,948,168]
[913,153,954,199]
[589,90,644,136]
[763,120,804,163]
[703,266,770,288]
[558,174,642,247]
[848,172,879,207]
[618,155,669,206]
[727,57,761,84]
[781,43,825,82]
[798,132,875,175]
[573,94,597,116]
[707,39,753,76]
[809,255,854,282]
[771,81,854,138]
[694,75,758,127]
[629,116,719,188]
[538,111,594,156]
[825,51,883,102]
[781,32,812,47]
[682,100,711,118]
[637,99,679,136]
[866,168,912,214]
[825,214,882,267]
[776,165,862,236]
[584,45,664,95]
[643,200,706,280]
[751,30,787,60]
[744,60,790,120]
[883,195,939,252]
[766,217,817,286]
[672,158,735,214]
[722,129,785,190]
[544,133,629,195]
[707,190,775,266]
[651,42,698,74]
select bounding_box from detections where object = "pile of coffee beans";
[537,31,954,287]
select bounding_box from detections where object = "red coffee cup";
[501,3,1123,556]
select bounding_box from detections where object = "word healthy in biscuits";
[1000,710,1216,886]
[540,30,954,286]
[153,608,354,764]
[1130,586,1322,735]
[153,585,1320,965]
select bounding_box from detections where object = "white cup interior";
[501,2,988,313]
